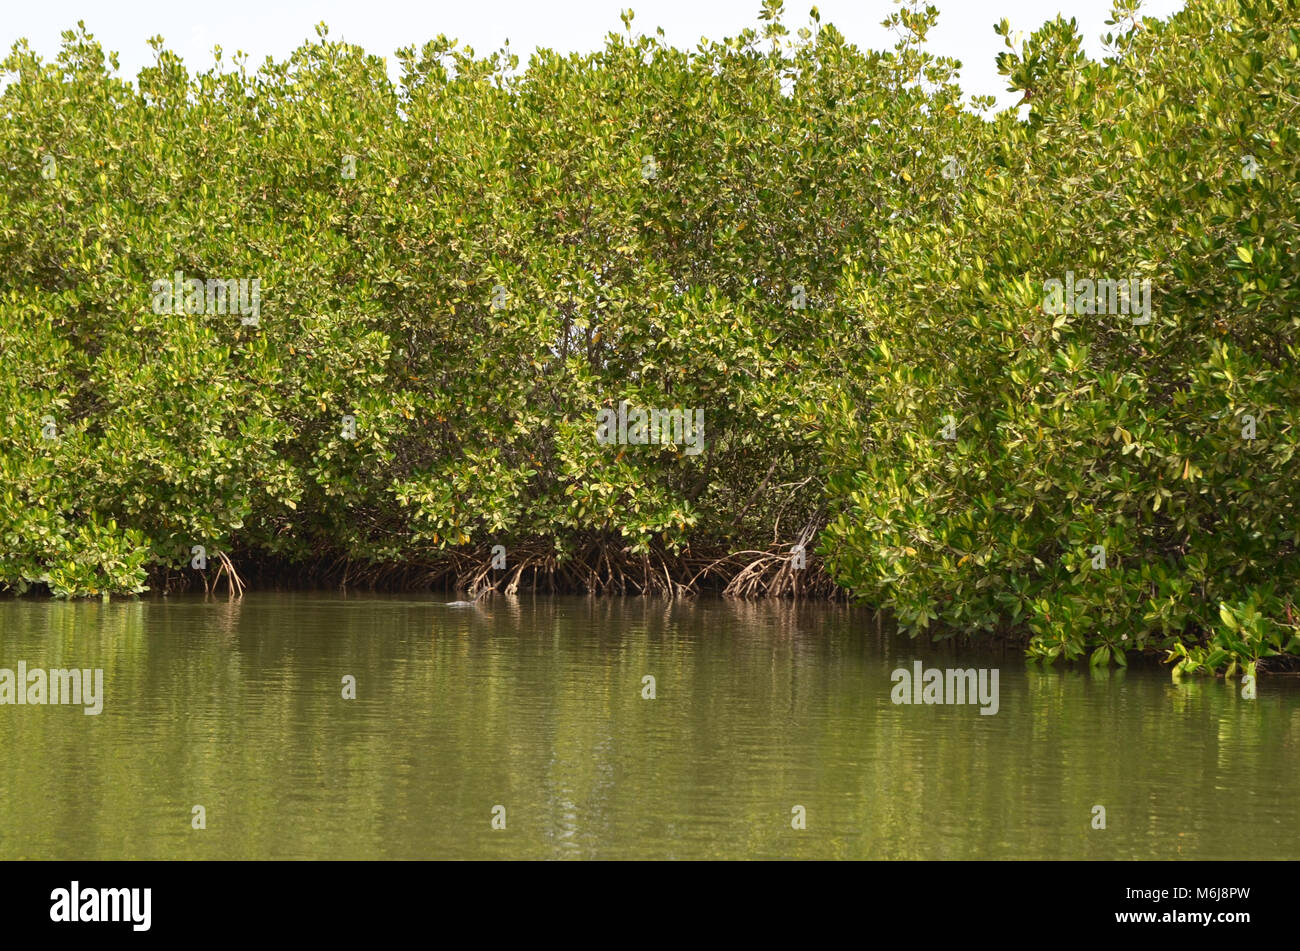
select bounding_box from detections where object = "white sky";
[3,0,1186,111]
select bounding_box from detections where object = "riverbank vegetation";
[1,0,1296,674]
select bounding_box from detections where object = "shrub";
[819,0,1300,673]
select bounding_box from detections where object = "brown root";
[148,532,849,601]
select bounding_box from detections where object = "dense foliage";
[820,0,1300,675]
[1,0,973,599]
[1,0,1296,674]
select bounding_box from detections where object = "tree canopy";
[2,0,1296,676]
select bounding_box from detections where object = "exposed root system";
[151,536,848,600]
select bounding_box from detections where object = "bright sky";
[3,0,1186,110]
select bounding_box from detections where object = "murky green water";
[0,593,1295,859]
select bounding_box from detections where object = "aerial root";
[211,550,246,598]
[147,538,845,600]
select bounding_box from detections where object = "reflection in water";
[0,593,1295,859]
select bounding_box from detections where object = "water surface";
[0,593,1295,859]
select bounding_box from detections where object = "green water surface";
[0,593,1294,859]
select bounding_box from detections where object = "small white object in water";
[445,589,491,607]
